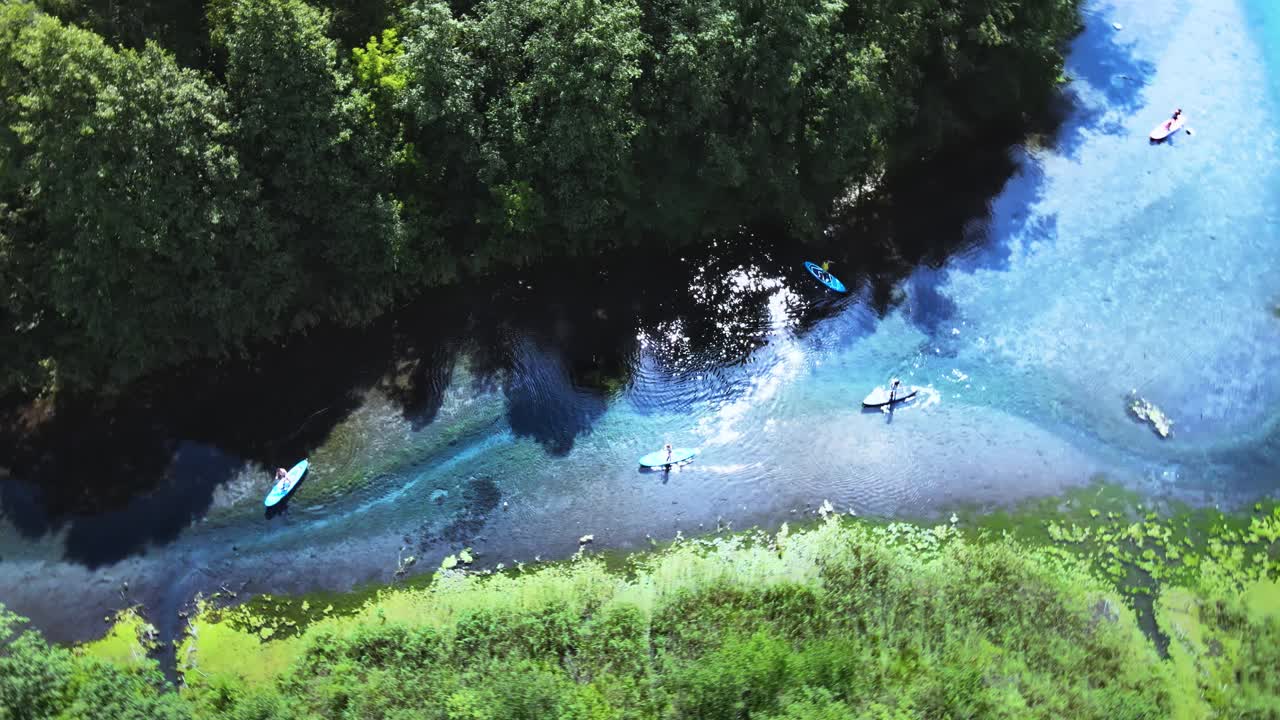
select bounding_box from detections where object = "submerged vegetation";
[3,492,1277,719]
[1,0,1083,391]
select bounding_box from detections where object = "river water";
[1,0,1278,648]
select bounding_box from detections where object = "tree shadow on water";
[432,257,676,456]
[0,83,1090,567]
[0,252,674,563]
[1066,11,1156,112]
[59,445,245,568]
[828,10,1156,335]
[0,320,407,566]
[1049,11,1159,160]
[826,128,1056,337]
[502,338,609,456]
[393,344,458,431]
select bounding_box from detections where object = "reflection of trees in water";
[826,111,1067,330]
[0,111,1067,560]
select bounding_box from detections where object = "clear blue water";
[2,0,1278,647]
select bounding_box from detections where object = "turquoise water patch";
[1245,0,1280,106]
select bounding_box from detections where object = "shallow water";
[1,0,1278,649]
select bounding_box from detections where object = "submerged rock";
[1127,392,1174,438]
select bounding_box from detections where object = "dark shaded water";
[1,0,1278,655]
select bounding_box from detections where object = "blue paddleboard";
[264,459,309,507]
[638,448,698,468]
[804,262,847,292]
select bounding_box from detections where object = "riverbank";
[5,489,1275,719]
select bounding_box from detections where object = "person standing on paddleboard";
[664,443,673,463]
[275,467,287,482]
[889,378,901,405]
[818,260,834,282]
[1166,108,1182,131]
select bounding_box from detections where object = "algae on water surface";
[161,496,1278,719]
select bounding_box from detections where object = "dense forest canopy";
[0,0,1081,392]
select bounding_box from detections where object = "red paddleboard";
[1150,115,1186,141]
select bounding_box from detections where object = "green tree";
[0,3,283,389]
[352,27,408,124]
[0,607,188,720]
[0,0,1084,393]
[32,0,212,68]
[867,0,1083,160]
[0,608,73,719]
[631,0,894,238]
[55,660,191,720]
[314,0,408,50]
[394,1,479,282]
[215,0,407,327]
[399,0,646,266]
[467,0,645,245]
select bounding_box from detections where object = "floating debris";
[458,548,474,564]
[1112,22,1122,30]
[578,534,594,545]
[1127,392,1173,438]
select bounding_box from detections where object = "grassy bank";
[3,489,1277,719]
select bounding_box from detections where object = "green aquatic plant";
[8,486,1276,719]
[76,608,158,668]
[165,505,1273,718]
